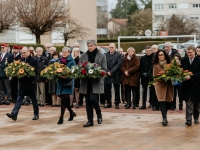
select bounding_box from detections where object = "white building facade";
[152,0,200,36]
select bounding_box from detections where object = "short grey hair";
[36,47,43,52]
[45,43,52,47]
[165,42,172,46]
[62,46,71,52]
[87,40,97,46]
[50,47,56,51]
[151,45,158,49]
[73,42,80,46]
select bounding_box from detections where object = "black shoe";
[139,106,146,109]
[97,114,103,124]
[83,121,94,127]
[185,120,192,126]
[0,100,5,105]
[68,112,76,121]
[6,113,17,121]
[162,118,168,126]
[38,103,41,106]
[32,115,39,120]
[70,105,73,108]
[132,106,136,109]
[104,104,112,108]
[57,116,63,124]
[5,100,10,105]
[115,104,119,109]
[24,101,29,106]
[40,104,44,107]
[125,104,130,109]
[124,104,127,107]
[136,104,139,107]
[148,104,152,108]
[12,99,16,103]
[194,119,199,124]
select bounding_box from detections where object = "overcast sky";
[108,0,117,12]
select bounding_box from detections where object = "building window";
[190,16,199,20]
[154,4,164,10]
[193,4,200,8]
[169,3,177,9]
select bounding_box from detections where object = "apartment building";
[152,0,200,35]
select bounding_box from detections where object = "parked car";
[187,40,200,44]
[98,46,109,53]
[158,43,186,57]
[182,42,199,48]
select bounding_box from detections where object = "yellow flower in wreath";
[57,68,63,73]
[31,68,34,71]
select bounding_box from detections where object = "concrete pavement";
[0,104,200,150]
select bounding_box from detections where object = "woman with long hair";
[57,47,76,124]
[153,49,173,126]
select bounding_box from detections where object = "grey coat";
[79,51,107,94]
[104,51,123,84]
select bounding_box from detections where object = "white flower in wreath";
[71,69,75,73]
[88,69,93,74]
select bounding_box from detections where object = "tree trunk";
[64,39,68,46]
[36,35,41,44]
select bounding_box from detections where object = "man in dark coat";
[164,42,179,59]
[6,46,39,121]
[11,45,21,103]
[0,43,14,105]
[139,46,153,109]
[181,45,200,126]
[104,43,123,109]
[35,47,48,107]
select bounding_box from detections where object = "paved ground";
[0,103,200,150]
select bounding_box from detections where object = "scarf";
[159,60,166,68]
[127,55,131,60]
[87,48,98,63]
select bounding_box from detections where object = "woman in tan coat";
[121,47,140,109]
[153,49,173,126]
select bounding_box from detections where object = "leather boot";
[57,116,63,124]
[68,111,76,121]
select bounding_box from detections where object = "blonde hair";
[127,47,135,53]
[72,48,81,59]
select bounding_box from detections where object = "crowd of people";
[1,40,200,127]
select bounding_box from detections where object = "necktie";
[14,54,16,59]
[190,59,193,64]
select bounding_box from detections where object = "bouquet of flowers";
[5,60,36,78]
[149,59,193,85]
[72,62,106,79]
[40,62,72,80]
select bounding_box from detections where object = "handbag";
[63,79,73,88]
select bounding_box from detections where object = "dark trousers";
[171,86,183,110]
[125,85,137,106]
[186,101,199,121]
[105,84,120,105]
[0,78,12,100]
[141,84,148,107]
[98,93,105,104]
[135,80,140,105]
[85,90,101,122]
[150,85,159,109]
[60,95,72,116]
[45,82,52,105]
[159,102,170,119]
[121,83,126,102]
[79,93,84,105]
[11,78,18,101]
[12,95,39,116]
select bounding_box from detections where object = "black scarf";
[87,48,98,63]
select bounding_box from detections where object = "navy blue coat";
[104,51,123,84]
[18,56,38,97]
[56,55,75,96]
[0,52,14,78]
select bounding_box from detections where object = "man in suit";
[79,40,107,127]
[35,47,48,107]
[165,42,179,59]
[104,43,123,109]
[0,43,14,105]
[6,46,39,121]
[181,45,200,126]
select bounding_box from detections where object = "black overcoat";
[0,52,14,78]
[18,56,38,97]
[104,51,123,84]
[181,56,200,102]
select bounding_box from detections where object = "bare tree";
[0,0,16,33]
[126,9,152,36]
[160,14,197,35]
[58,18,89,46]
[13,0,68,44]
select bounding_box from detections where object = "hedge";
[97,41,176,53]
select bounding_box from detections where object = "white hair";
[73,42,80,47]
[127,47,135,52]
[165,42,172,46]
[71,48,81,59]
[45,43,52,47]
[50,47,56,51]
[151,45,158,49]
[36,47,43,52]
